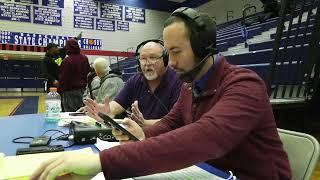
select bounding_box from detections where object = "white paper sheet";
[94,138,120,151]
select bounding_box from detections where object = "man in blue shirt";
[84,40,182,126]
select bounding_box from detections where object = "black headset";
[171,7,217,60]
[135,39,169,71]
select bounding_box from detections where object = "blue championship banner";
[42,0,64,8]
[14,0,38,4]
[74,15,94,29]
[125,6,145,23]
[117,21,129,31]
[101,3,122,20]
[0,2,31,22]
[0,30,102,50]
[74,0,98,17]
[33,6,62,26]
[96,18,115,31]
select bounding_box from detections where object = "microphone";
[178,52,213,83]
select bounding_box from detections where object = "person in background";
[83,40,182,126]
[82,66,100,101]
[31,8,291,180]
[59,38,90,112]
[41,43,62,92]
[78,57,124,112]
[93,57,124,103]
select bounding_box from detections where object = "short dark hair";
[46,43,58,50]
[163,10,217,59]
[164,15,192,40]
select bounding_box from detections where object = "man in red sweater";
[31,8,291,180]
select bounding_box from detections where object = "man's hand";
[84,97,110,122]
[76,107,86,112]
[112,118,145,143]
[31,151,101,180]
[131,100,146,127]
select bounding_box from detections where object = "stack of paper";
[92,165,227,180]
[95,138,120,151]
[93,140,228,180]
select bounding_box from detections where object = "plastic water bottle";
[45,87,61,123]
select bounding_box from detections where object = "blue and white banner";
[96,18,115,31]
[101,3,122,20]
[74,0,98,17]
[0,30,102,50]
[0,2,31,22]
[15,0,38,4]
[42,0,64,8]
[33,6,62,26]
[74,15,94,29]
[125,6,145,23]
[117,21,129,31]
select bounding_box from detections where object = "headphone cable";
[149,90,170,114]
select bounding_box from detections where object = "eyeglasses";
[139,56,163,65]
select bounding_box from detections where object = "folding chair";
[278,128,320,180]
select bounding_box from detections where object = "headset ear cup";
[135,53,141,72]
[163,49,169,67]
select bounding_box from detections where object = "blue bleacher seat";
[0,60,6,79]
[249,33,312,51]
[123,66,138,73]
[6,61,22,79]
[270,26,313,39]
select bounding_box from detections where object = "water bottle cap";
[49,87,58,92]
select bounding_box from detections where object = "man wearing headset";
[31,8,291,180]
[84,40,182,126]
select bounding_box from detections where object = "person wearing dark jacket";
[59,38,90,112]
[41,43,62,92]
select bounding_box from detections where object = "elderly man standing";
[93,57,124,103]
[79,58,124,112]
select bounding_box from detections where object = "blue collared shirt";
[193,54,222,97]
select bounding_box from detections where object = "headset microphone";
[178,52,213,83]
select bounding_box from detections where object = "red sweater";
[99,56,291,179]
[59,39,90,92]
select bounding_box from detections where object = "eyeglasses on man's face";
[139,55,163,65]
